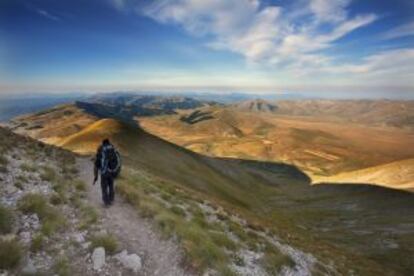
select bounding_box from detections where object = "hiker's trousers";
[100,175,114,205]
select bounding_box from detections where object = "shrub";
[0,239,22,269]
[0,205,14,234]
[90,234,118,255]
[40,166,57,182]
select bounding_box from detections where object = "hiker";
[93,139,121,206]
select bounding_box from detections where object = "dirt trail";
[78,158,190,276]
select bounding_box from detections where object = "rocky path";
[78,158,190,276]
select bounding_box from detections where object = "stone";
[22,258,37,275]
[19,231,31,244]
[73,233,85,243]
[82,241,91,250]
[115,250,142,273]
[92,247,106,270]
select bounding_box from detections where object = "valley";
[5,95,414,275]
[138,100,414,191]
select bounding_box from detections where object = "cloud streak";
[144,0,377,69]
[382,21,414,40]
[35,8,61,21]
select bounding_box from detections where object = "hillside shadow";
[76,102,414,200]
[179,110,214,124]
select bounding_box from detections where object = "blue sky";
[1,0,414,97]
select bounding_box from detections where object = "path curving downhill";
[78,158,190,276]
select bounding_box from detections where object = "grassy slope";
[138,107,414,181]
[58,118,414,275]
[314,158,414,192]
[10,105,414,275]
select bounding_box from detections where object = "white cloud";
[295,48,414,86]
[144,0,376,67]
[309,0,350,23]
[382,21,414,40]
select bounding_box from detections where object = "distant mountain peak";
[233,99,278,113]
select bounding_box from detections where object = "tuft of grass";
[139,200,160,219]
[210,232,238,251]
[18,193,49,217]
[260,244,295,274]
[79,205,98,230]
[0,154,8,173]
[20,162,36,172]
[53,256,71,276]
[40,166,57,182]
[170,205,186,217]
[18,193,65,235]
[155,212,179,238]
[74,180,87,192]
[217,265,237,276]
[90,234,118,255]
[50,193,63,205]
[30,233,45,253]
[0,154,7,166]
[0,205,14,234]
[0,239,22,269]
[228,221,248,241]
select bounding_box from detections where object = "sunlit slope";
[59,119,128,154]
[10,104,97,145]
[8,104,414,275]
[42,118,414,275]
[139,106,414,178]
[314,159,414,192]
[59,118,309,209]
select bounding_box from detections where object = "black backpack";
[101,144,122,178]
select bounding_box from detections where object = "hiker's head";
[103,139,110,146]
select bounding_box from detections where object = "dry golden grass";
[138,107,414,183]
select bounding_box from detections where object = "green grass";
[50,193,64,205]
[40,166,57,182]
[20,162,36,172]
[30,233,45,253]
[210,232,238,251]
[90,234,118,255]
[0,205,14,234]
[53,256,71,276]
[0,154,8,173]
[74,180,87,192]
[79,205,98,230]
[117,172,239,273]
[0,239,22,269]
[18,193,66,235]
[260,244,295,274]
[169,205,186,217]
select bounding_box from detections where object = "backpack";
[100,144,122,178]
